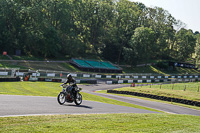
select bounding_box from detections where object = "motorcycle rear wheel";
[74,93,82,105]
[57,92,66,105]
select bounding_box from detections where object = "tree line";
[0,0,200,65]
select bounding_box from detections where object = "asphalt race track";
[80,83,200,116]
[0,95,158,117]
[0,83,200,117]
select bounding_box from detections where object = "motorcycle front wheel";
[57,92,66,105]
[74,93,82,105]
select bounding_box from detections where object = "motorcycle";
[57,84,82,105]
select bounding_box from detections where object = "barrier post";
[3,51,7,55]
[131,83,135,87]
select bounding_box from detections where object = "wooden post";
[172,84,174,90]
[184,85,186,91]
[171,97,172,104]
[171,94,174,104]
[160,84,162,89]
[198,86,199,92]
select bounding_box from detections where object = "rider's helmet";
[67,74,72,80]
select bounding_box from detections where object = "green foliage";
[175,29,196,61]
[0,55,9,60]
[195,34,200,65]
[124,26,155,65]
[0,0,199,65]
[156,61,169,70]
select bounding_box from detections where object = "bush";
[156,62,169,69]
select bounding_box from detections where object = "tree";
[0,0,198,64]
[110,0,141,64]
[123,26,155,65]
[175,28,196,61]
[146,7,177,59]
[195,34,200,65]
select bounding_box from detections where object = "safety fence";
[1,69,200,79]
[1,69,200,84]
[106,78,199,84]
[30,78,97,84]
[13,72,200,79]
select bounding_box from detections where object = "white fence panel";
[47,73,55,77]
[0,72,8,76]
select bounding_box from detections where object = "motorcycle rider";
[63,74,77,98]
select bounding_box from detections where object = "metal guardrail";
[1,69,200,80]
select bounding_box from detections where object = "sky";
[130,0,200,32]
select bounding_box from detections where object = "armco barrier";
[76,79,97,84]
[0,72,8,76]
[106,78,199,84]
[107,90,200,107]
[30,71,200,79]
[86,80,97,84]
[38,78,61,82]
[37,78,97,84]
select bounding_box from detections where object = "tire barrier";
[107,90,200,107]
[0,77,20,82]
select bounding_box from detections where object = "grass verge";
[82,92,160,112]
[97,82,200,110]
[97,90,200,110]
[112,83,200,102]
[0,114,199,133]
[121,65,200,74]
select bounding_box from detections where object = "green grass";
[0,82,159,112]
[121,65,200,74]
[0,61,76,71]
[0,114,199,133]
[111,82,200,102]
[1,56,200,74]
[97,89,200,110]
[122,65,157,74]
[11,55,44,61]
[145,82,200,92]
[0,82,60,96]
[0,82,199,132]
[61,62,82,72]
[0,61,28,69]
[82,91,160,112]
